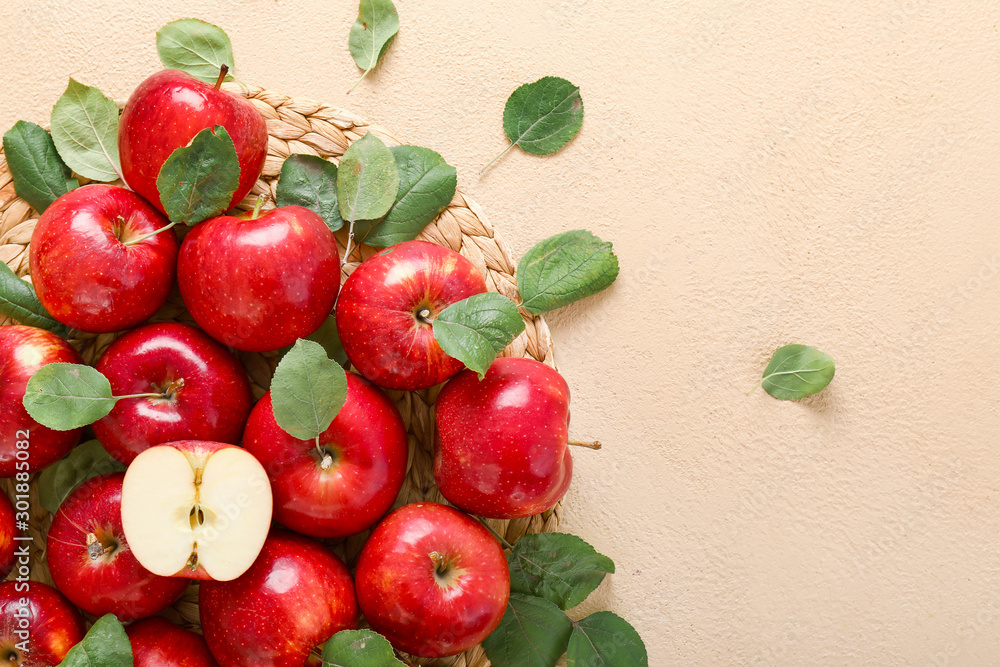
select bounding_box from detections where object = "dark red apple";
[0,581,86,666]
[335,240,487,390]
[177,206,340,352]
[0,325,83,476]
[118,69,268,215]
[0,492,15,580]
[434,357,573,518]
[28,184,179,333]
[242,373,408,538]
[46,472,190,622]
[127,616,219,667]
[93,322,253,464]
[355,503,509,658]
[199,531,358,667]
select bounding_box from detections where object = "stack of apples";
[0,67,581,666]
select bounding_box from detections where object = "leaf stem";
[347,68,373,95]
[476,517,515,550]
[342,217,359,270]
[214,64,229,90]
[480,141,516,174]
[122,221,178,246]
[568,440,602,450]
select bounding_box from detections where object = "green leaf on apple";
[338,132,398,224]
[481,593,573,667]
[57,613,133,667]
[276,155,344,231]
[432,293,525,379]
[49,79,123,182]
[0,262,68,335]
[2,120,78,214]
[157,125,241,225]
[277,315,350,369]
[22,363,117,431]
[508,532,616,611]
[517,230,619,315]
[348,0,399,93]
[751,344,835,400]
[360,145,457,248]
[321,628,406,667]
[157,18,236,84]
[38,440,125,515]
[271,339,348,441]
[566,611,648,667]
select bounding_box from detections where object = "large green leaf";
[321,629,406,666]
[517,230,619,315]
[348,0,399,91]
[22,363,116,431]
[566,612,647,667]
[756,344,836,400]
[2,121,77,213]
[481,594,573,667]
[57,613,133,666]
[156,125,240,225]
[270,339,348,441]
[508,532,615,611]
[157,19,236,83]
[276,155,343,231]
[504,77,583,155]
[0,262,68,335]
[433,293,524,378]
[38,440,126,515]
[337,132,398,224]
[49,79,122,182]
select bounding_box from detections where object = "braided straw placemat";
[0,83,561,667]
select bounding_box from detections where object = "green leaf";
[2,121,78,213]
[277,316,349,369]
[22,363,116,431]
[156,18,235,84]
[508,533,616,611]
[156,125,240,225]
[485,76,583,170]
[517,230,619,315]
[58,613,133,667]
[276,155,343,231]
[361,145,456,248]
[348,0,399,92]
[756,344,836,400]
[0,262,69,335]
[432,293,524,378]
[270,339,348,441]
[482,593,573,667]
[321,629,406,667]
[567,612,647,667]
[38,440,126,515]
[49,79,122,182]
[337,132,398,224]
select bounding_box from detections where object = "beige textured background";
[4,1,1000,664]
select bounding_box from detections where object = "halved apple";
[121,440,272,582]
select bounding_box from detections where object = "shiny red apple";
[0,581,86,666]
[434,357,573,518]
[93,322,253,464]
[118,69,267,215]
[28,184,179,333]
[0,325,83,476]
[127,616,219,667]
[242,373,408,538]
[355,503,509,658]
[336,240,487,390]
[0,492,15,580]
[177,206,340,352]
[199,531,358,667]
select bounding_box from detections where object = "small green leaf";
[485,76,583,170]
[337,132,398,224]
[156,125,240,225]
[321,629,406,667]
[270,339,348,441]
[509,532,616,611]
[567,612,647,667]
[58,613,133,667]
[2,121,78,213]
[482,593,573,667]
[157,19,236,84]
[755,344,835,400]
[348,0,399,92]
[49,79,122,182]
[0,262,69,335]
[276,155,343,231]
[22,363,116,431]
[38,440,126,515]
[277,316,349,369]
[432,293,524,378]
[361,145,456,247]
[517,230,619,315]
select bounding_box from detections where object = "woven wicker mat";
[0,83,562,667]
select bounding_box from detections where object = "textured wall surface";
[3,1,1000,664]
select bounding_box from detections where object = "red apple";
[0,581,86,666]
[28,184,179,333]
[127,617,219,667]
[46,472,189,622]
[0,325,83,476]
[93,322,253,464]
[242,373,408,538]
[336,240,487,390]
[0,492,16,580]
[434,357,573,518]
[177,206,340,352]
[118,69,268,216]
[355,503,509,658]
[199,531,358,667]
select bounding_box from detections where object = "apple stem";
[475,517,514,550]
[122,221,178,247]
[568,440,602,450]
[215,64,229,90]
[114,391,170,401]
[251,195,265,220]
